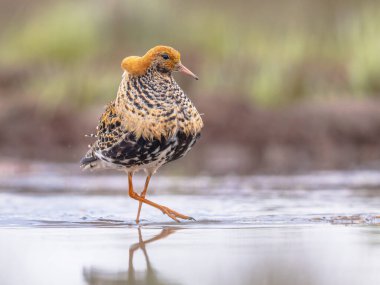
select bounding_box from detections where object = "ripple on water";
[0,167,379,229]
[1,164,380,285]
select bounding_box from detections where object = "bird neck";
[115,68,179,118]
[141,66,173,83]
[121,67,178,99]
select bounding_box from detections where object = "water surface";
[0,163,379,285]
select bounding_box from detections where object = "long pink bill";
[177,63,199,80]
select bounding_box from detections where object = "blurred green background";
[1,0,380,174]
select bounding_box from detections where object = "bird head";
[121,46,198,80]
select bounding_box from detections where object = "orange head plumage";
[121,45,198,80]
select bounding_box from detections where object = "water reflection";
[83,228,180,285]
[1,226,380,285]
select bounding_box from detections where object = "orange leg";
[128,173,194,223]
[135,175,151,223]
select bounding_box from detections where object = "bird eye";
[161,54,169,60]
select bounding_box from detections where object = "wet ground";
[0,162,380,285]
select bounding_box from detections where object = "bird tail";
[80,149,99,170]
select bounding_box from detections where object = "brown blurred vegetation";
[1,0,380,174]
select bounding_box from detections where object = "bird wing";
[82,101,161,168]
[81,101,125,168]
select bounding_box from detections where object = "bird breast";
[115,73,203,141]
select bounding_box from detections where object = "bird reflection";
[83,227,179,285]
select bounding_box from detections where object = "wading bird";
[81,46,203,223]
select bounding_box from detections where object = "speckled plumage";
[81,65,203,174]
[81,46,203,223]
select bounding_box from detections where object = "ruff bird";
[81,46,203,223]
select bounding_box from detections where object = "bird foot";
[160,206,195,223]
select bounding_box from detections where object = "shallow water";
[0,163,380,285]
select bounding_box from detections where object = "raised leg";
[135,175,151,223]
[128,173,194,223]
